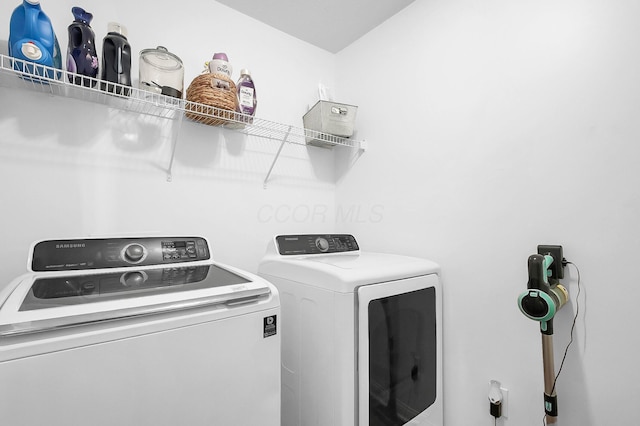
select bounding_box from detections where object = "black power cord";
[542,260,582,426]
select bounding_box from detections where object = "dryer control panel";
[276,234,359,255]
[31,237,210,272]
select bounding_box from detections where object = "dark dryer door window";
[365,283,437,426]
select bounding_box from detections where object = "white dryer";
[0,236,280,426]
[258,234,443,426]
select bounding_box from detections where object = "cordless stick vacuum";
[517,245,569,424]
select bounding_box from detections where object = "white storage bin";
[303,101,358,147]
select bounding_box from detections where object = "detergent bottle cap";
[72,7,93,24]
[212,52,229,61]
[107,22,128,37]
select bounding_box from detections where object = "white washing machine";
[258,234,443,426]
[0,236,280,426]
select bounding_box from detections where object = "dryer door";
[357,274,440,426]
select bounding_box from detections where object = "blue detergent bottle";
[8,0,62,79]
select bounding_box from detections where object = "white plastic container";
[303,100,357,147]
[209,52,232,78]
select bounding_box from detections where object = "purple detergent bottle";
[236,69,257,117]
[67,7,99,87]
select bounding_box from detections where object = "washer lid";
[259,251,439,293]
[0,262,271,337]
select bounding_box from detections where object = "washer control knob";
[121,271,145,287]
[315,237,329,252]
[124,244,145,263]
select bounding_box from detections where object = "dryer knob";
[315,237,329,252]
[124,244,145,262]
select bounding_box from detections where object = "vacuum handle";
[528,254,552,292]
[23,4,39,40]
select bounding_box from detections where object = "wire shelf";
[0,54,364,149]
[0,53,366,185]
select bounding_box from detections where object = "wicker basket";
[185,73,238,126]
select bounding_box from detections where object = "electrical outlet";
[488,381,509,419]
[537,245,564,280]
[500,386,509,419]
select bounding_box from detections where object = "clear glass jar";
[139,46,184,99]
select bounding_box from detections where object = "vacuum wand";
[542,334,558,424]
[517,246,568,424]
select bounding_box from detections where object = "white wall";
[0,0,342,285]
[336,0,640,425]
[3,0,639,425]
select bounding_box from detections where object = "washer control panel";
[276,234,359,255]
[31,237,210,272]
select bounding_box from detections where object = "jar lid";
[140,46,183,71]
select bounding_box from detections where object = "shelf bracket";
[263,125,292,189]
[166,111,184,182]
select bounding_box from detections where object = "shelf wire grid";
[0,54,363,150]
